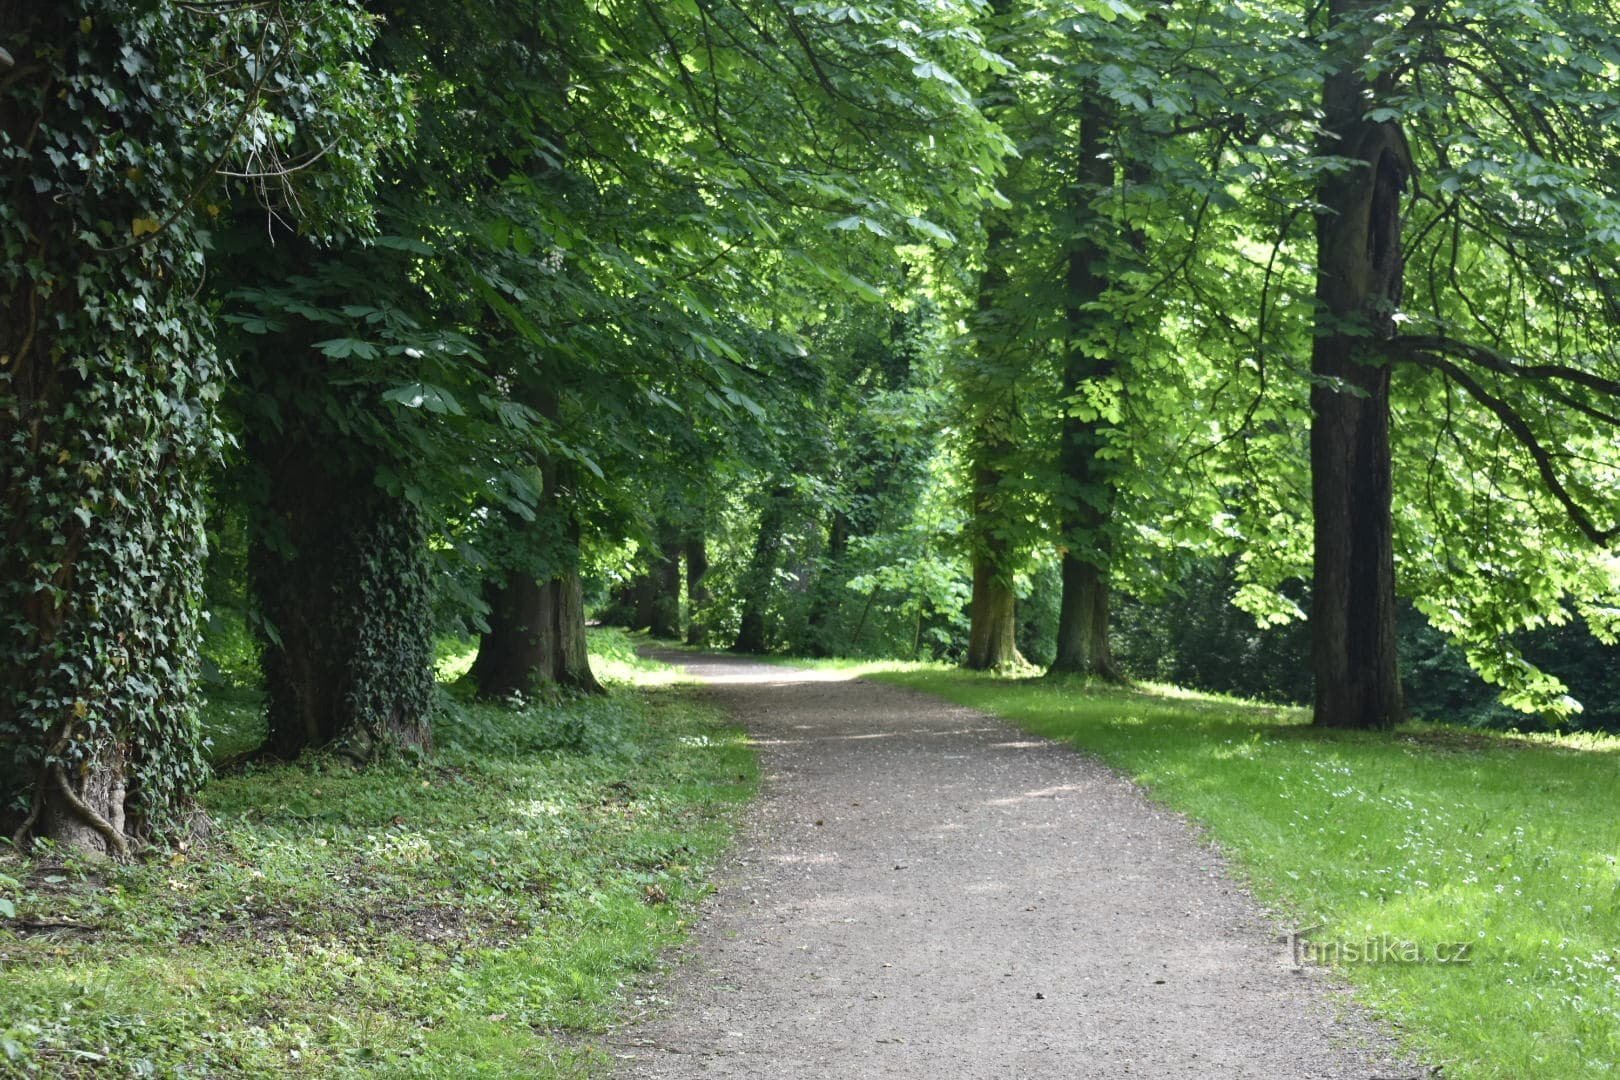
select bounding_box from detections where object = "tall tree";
[1306,0,1409,729]
[0,1,396,852]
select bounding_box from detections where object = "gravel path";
[608,651,1422,1079]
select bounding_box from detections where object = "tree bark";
[470,392,602,699]
[252,433,436,761]
[684,533,711,646]
[1050,89,1124,681]
[962,206,1026,672]
[631,570,658,633]
[966,534,1023,670]
[1309,0,1409,729]
[732,485,792,654]
[648,522,683,639]
[0,6,219,855]
[804,511,851,656]
[470,553,601,698]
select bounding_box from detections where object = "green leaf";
[382,382,465,416]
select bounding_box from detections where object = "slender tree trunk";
[1309,0,1409,729]
[732,485,792,654]
[805,511,851,656]
[1050,90,1124,681]
[684,534,711,646]
[962,209,1026,672]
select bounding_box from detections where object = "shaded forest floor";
[0,635,755,1076]
[760,654,1620,1078]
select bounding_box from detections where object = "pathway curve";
[608,651,1421,1079]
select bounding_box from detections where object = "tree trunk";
[470,557,601,698]
[1050,89,1124,681]
[648,523,683,639]
[804,511,851,656]
[1,7,216,853]
[1052,557,1120,679]
[631,571,657,633]
[1309,0,1409,729]
[732,485,792,654]
[252,434,436,761]
[962,200,1026,672]
[470,420,601,696]
[966,534,1022,670]
[684,534,711,646]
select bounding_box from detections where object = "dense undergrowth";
[0,631,755,1077]
[771,655,1620,1080]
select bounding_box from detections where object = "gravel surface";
[608,650,1424,1079]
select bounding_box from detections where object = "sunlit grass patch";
[0,632,756,1077]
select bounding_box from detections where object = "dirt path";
[608,651,1421,1079]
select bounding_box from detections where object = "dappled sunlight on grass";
[0,634,758,1076]
[852,663,1620,1080]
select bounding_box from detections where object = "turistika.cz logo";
[1282,926,1475,968]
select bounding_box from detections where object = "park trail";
[607,650,1424,1079]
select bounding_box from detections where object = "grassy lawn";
[776,656,1619,1080]
[0,631,756,1077]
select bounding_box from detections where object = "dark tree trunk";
[684,534,711,646]
[732,485,792,654]
[962,203,1026,672]
[966,531,1022,670]
[804,511,851,656]
[470,387,601,698]
[1309,0,1409,729]
[252,434,436,762]
[470,556,601,699]
[648,523,683,639]
[1050,90,1123,681]
[631,571,657,633]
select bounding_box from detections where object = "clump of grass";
[0,632,756,1076]
[846,663,1620,1080]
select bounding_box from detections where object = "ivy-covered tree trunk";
[1050,91,1122,681]
[1309,0,1408,730]
[732,485,792,654]
[685,533,711,646]
[0,8,228,854]
[251,430,436,761]
[648,523,683,639]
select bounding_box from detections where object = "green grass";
[0,630,757,1077]
[771,656,1619,1079]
